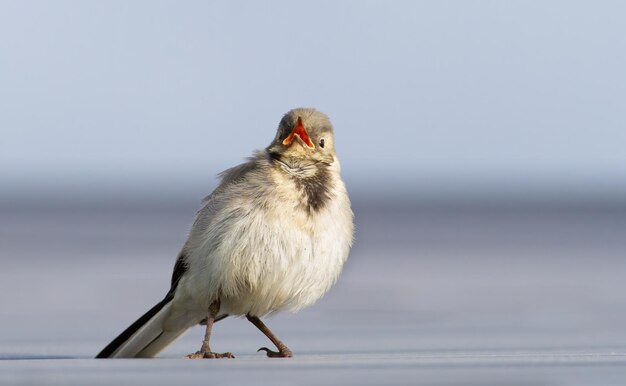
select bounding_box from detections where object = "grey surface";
[2,201,626,385]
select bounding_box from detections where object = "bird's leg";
[246,315,293,358]
[187,299,234,359]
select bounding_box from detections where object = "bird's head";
[267,108,336,167]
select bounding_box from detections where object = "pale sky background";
[1,1,625,200]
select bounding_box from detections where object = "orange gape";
[282,117,315,149]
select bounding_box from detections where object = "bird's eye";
[319,138,325,148]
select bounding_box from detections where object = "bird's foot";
[186,351,235,359]
[257,346,293,358]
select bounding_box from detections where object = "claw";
[257,347,293,358]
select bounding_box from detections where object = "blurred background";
[2,1,626,384]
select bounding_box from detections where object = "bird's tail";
[96,297,189,358]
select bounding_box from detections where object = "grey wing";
[182,154,267,258]
[201,154,264,204]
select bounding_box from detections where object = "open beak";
[282,117,315,149]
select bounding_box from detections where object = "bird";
[96,108,354,359]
